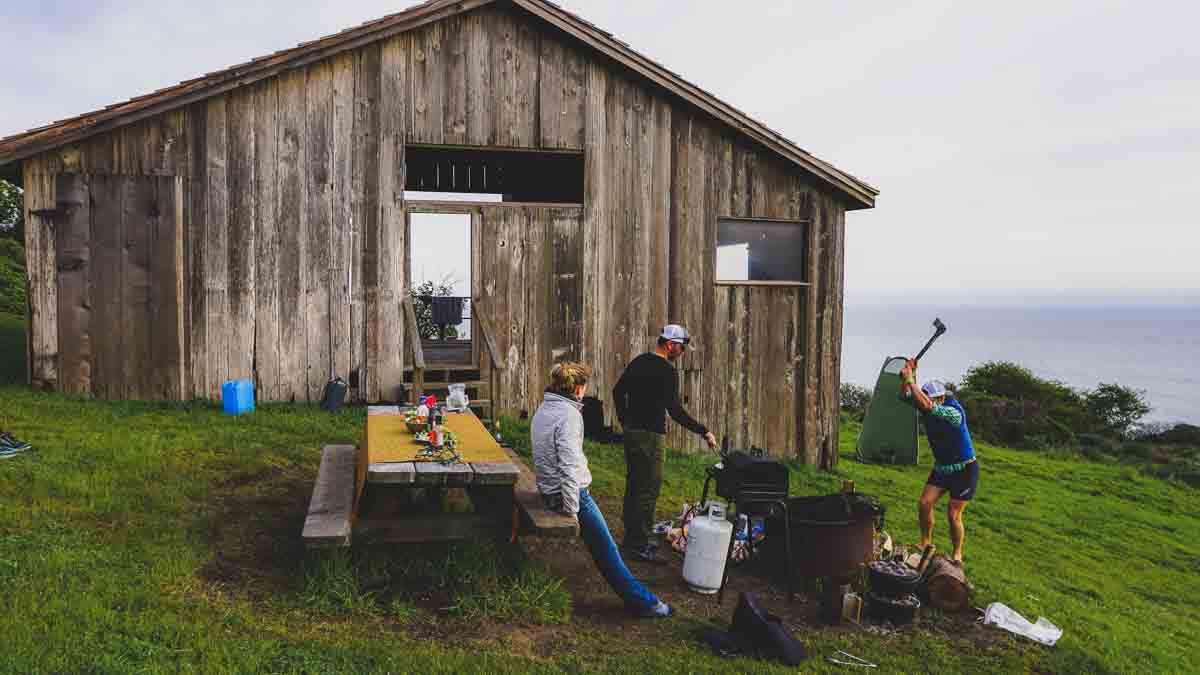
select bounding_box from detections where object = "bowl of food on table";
[404,416,427,434]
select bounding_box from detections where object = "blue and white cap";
[660,324,691,345]
[922,380,948,398]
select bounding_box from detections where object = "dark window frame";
[714,216,811,287]
[404,144,585,205]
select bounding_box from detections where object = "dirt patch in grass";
[197,460,311,597]
[189,451,1011,664]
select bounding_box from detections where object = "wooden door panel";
[54,173,184,400]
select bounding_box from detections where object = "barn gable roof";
[0,0,877,208]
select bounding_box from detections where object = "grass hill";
[0,311,1196,673]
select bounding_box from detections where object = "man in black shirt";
[613,324,718,562]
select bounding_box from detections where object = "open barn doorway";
[406,194,493,367]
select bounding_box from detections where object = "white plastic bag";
[983,602,1063,646]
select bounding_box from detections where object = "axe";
[912,318,947,364]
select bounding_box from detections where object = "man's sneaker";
[0,432,31,452]
[634,600,673,619]
[624,544,666,564]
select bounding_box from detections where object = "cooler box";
[222,379,255,415]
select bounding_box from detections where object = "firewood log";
[923,556,972,612]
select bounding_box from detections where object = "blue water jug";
[222,379,255,415]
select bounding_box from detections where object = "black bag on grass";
[320,377,348,412]
[698,592,806,666]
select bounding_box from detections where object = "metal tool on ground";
[828,650,877,668]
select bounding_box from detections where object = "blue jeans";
[576,488,661,613]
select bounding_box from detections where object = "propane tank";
[682,502,734,594]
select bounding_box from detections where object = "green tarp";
[857,356,919,464]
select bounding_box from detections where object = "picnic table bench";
[302,407,576,549]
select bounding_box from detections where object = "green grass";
[1,310,1198,673]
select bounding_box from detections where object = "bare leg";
[947,499,969,562]
[918,484,945,550]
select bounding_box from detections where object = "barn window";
[405,145,584,204]
[715,217,809,284]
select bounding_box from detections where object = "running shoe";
[0,431,31,452]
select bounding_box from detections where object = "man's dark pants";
[622,429,665,550]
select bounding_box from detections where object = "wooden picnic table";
[302,406,578,549]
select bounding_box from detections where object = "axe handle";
[913,330,944,364]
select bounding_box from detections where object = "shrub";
[957,361,1101,448]
[0,179,20,236]
[0,237,25,316]
[1086,383,1150,437]
[409,276,461,340]
[1144,423,1200,446]
[839,382,872,420]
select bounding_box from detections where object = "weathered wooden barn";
[0,0,876,466]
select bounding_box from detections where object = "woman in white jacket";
[531,362,672,618]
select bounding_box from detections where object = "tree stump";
[923,556,972,612]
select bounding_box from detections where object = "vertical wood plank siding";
[277,68,309,402]
[253,80,281,401]
[18,5,849,465]
[377,36,408,402]
[227,88,257,385]
[305,61,334,399]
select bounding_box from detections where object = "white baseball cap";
[922,380,948,398]
[660,324,691,345]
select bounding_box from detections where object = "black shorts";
[926,461,979,501]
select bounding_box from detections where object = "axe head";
[933,318,947,335]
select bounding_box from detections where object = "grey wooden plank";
[123,175,155,400]
[464,10,493,145]
[377,34,407,403]
[366,461,416,485]
[54,173,91,396]
[330,53,355,386]
[469,462,519,486]
[253,79,281,401]
[491,9,537,147]
[302,444,357,548]
[538,33,564,149]
[148,176,185,400]
[354,43,382,401]
[367,405,400,416]
[580,61,607,416]
[414,461,473,486]
[226,86,257,385]
[305,60,334,400]
[277,67,308,402]
[24,160,58,391]
[442,15,468,145]
[403,298,426,369]
[522,208,551,415]
[89,173,122,400]
[503,447,577,538]
[204,95,230,400]
[186,103,208,399]
[410,20,444,145]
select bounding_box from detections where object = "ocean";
[840,302,1199,425]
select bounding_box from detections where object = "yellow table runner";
[365,411,509,464]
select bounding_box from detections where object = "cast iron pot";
[868,560,921,596]
[867,591,921,626]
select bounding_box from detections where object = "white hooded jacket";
[530,392,593,515]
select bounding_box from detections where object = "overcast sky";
[3,1,1197,298]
